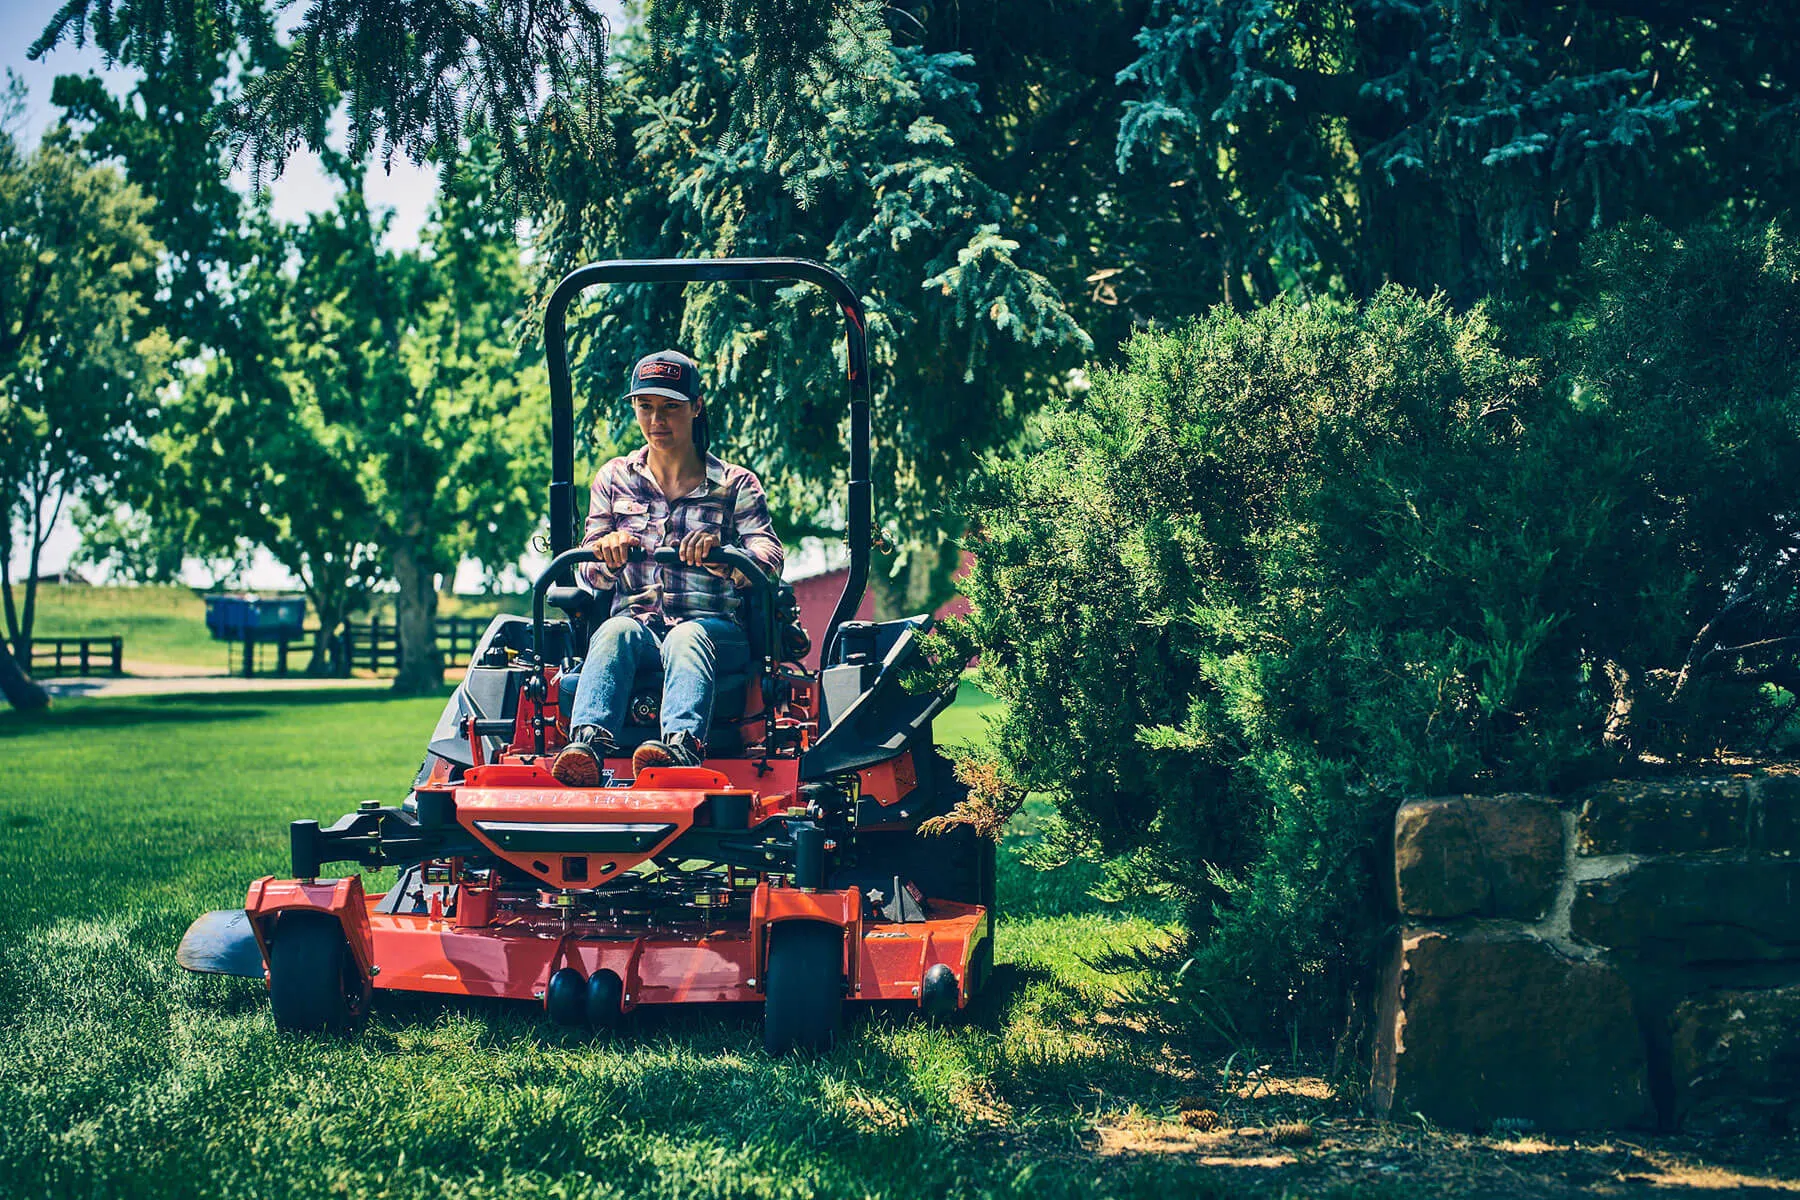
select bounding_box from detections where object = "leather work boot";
[631,731,705,775]
[551,725,618,787]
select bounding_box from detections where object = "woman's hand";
[678,528,721,566]
[597,529,641,570]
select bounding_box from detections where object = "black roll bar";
[543,258,872,665]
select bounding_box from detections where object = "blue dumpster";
[203,594,307,642]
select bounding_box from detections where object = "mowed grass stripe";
[0,686,1320,1200]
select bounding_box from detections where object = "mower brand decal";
[638,361,684,382]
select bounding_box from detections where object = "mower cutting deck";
[175,258,994,1053]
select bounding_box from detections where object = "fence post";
[111,636,122,675]
[79,640,90,675]
[243,633,255,677]
[55,641,64,673]
[368,618,380,672]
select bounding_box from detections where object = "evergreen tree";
[538,15,1090,612]
[1113,0,1800,303]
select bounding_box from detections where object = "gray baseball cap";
[626,349,700,403]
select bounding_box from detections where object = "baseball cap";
[626,349,700,403]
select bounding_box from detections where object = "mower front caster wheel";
[763,923,843,1055]
[268,912,369,1032]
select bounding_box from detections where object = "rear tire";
[763,923,843,1055]
[268,912,367,1033]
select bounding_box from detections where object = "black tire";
[268,912,368,1033]
[763,922,843,1055]
[586,969,624,1031]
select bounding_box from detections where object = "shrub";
[929,222,1800,1039]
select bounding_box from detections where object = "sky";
[4,2,441,247]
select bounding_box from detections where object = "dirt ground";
[1066,1066,1800,1197]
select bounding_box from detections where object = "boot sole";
[551,749,602,788]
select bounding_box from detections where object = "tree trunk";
[302,566,351,677]
[390,539,443,695]
[0,644,48,711]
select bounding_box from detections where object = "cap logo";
[638,361,684,382]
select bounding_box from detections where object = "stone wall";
[1369,771,1800,1132]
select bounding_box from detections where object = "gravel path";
[42,671,391,699]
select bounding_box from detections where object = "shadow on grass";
[0,685,456,737]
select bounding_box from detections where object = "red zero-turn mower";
[175,258,994,1053]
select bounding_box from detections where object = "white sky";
[4,1,620,592]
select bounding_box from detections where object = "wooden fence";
[335,616,490,674]
[28,636,124,677]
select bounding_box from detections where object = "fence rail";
[28,636,124,677]
[336,615,491,675]
[213,615,497,677]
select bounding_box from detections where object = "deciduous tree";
[0,116,170,708]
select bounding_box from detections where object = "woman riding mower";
[551,349,785,785]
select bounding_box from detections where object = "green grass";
[11,584,537,672]
[13,583,232,669]
[0,684,1382,1200]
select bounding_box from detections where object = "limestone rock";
[1671,985,1800,1133]
[1569,859,1800,964]
[1576,777,1749,857]
[1370,929,1654,1131]
[1393,794,1565,921]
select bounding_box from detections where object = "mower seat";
[557,661,753,755]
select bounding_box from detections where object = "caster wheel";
[763,923,843,1055]
[268,912,368,1033]
[545,967,586,1026]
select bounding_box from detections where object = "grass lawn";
[13,584,539,674]
[2,685,1785,1199]
[13,583,234,671]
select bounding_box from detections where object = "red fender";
[750,883,862,991]
[244,875,376,984]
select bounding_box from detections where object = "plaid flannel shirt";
[577,447,784,625]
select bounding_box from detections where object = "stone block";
[1751,773,1800,856]
[1671,985,1800,1133]
[1393,794,1564,921]
[1569,859,1800,964]
[1370,929,1654,1130]
[1576,777,1749,857]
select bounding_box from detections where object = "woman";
[551,349,784,785]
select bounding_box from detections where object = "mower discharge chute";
[175,258,994,1053]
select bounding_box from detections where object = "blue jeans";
[568,614,749,743]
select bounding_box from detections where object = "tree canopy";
[0,115,170,705]
[539,16,1090,609]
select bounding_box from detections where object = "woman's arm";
[716,469,784,587]
[577,466,619,591]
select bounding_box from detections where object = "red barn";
[787,552,972,672]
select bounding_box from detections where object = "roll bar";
[543,258,872,664]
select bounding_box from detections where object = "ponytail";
[693,402,710,458]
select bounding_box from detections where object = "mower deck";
[243,878,984,1010]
